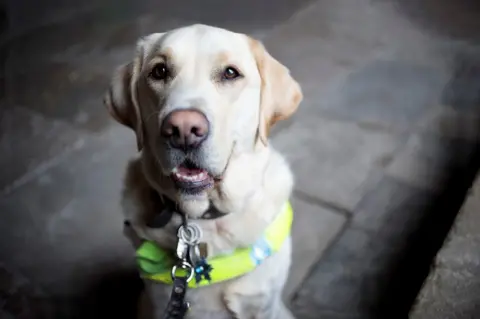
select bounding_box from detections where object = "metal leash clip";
[163,223,202,319]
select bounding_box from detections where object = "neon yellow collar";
[136,201,293,288]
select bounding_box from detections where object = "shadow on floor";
[78,268,143,319]
[372,51,480,318]
[376,148,480,318]
[0,264,143,319]
[388,0,480,43]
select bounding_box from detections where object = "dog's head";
[105,24,302,209]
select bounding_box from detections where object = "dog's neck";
[146,193,230,229]
[129,145,290,257]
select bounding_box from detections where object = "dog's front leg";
[223,260,294,318]
[223,289,294,319]
[223,236,294,319]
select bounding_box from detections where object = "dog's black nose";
[161,109,209,150]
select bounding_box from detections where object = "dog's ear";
[104,33,166,151]
[104,62,144,151]
[248,38,303,145]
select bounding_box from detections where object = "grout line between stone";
[294,307,362,319]
[292,188,353,218]
[0,138,85,197]
[12,104,115,137]
[290,218,352,306]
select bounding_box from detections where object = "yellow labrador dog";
[104,24,302,319]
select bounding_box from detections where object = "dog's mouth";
[170,160,215,192]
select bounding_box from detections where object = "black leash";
[144,193,219,319]
[163,276,190,319]
[162,221,212,319]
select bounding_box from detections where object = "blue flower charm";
[194,258,213,284]
[250,237,272,266]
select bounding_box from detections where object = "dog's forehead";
[140,25,253,64]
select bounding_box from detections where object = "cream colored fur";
[104,24,303,319]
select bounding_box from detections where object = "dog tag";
[198,243,208,258]
[188,243,201,266]
[176,238,189,261]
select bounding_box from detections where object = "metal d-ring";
[171,260,194,283]
[177,223,203,245]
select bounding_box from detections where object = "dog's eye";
[223,66,241,80]
[150,63,169,80]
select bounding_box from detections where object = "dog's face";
[105,24,302,204]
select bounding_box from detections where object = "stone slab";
[5,0,98,39]
[351,176,435,237]
[417,105,480,141]
[386,133,475,191]
[353,167,480,318]
[0,125,137,296]
[272,116,401,211]
[291,227,398,318]
[261,0,451,132]
[294,309,365,319]
[390,0,480,43]
[411,266,480,319]
[0,107,84,192]
[292,175,444,318]
[437,236,480,272]
[4,61,112,133]
[328,60,447,130]
[411,177,480,319]
[446,192,480,240]
[440,49,480,112]
[284,197,346,300]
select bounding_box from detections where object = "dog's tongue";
[177,166,205,176]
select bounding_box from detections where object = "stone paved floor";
[0,0,479,318]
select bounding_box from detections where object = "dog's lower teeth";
[174,172,206,182]
[172,166,211,184]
